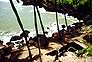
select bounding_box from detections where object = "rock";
[10,36,22,42]
[6,42,14,48]
[20,30,30,37]
[29,38,36,46]
[0,40,5,48]
[0,46,12,59]
[86,19,92,25]
[63,52,77,57]
[0,40,3,45]
[47,27,50,29]
[83,35,92,44]
[83,15,91,22]
[52,32,58,37]
[0,46,5,49]
[33,34,48,48]
[83,15,92,25]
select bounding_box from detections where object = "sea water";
[0,0,81,45]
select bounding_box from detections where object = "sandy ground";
[17,25,92,62]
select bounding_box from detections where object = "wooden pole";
[9,0,32,62]
[76,0,80,22]
[55,0,62,39]
[33,0,42,62]
[35,6,48,46]
[35,6,46,37]
[62,0,68,30]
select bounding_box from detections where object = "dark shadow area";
[45,42,83,57]
[45,50,57,56]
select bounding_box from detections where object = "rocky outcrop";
[10,36,22,42]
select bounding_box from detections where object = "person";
[18,41,22,54]
[21,39,26,47]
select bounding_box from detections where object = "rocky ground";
[0,0,92,62]
[0,25,92,62]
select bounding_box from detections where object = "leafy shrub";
[76,43,92,56]
[49,0,88,8]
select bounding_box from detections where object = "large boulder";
[0,40,5,49]
[33,34,48,48]
[6,42,14,48]
[0,46,12,59]
[83,35,92,44]
[83,15,92,25]
[10,36,22,42]
[20,30,30,37]
[0,40,3,45]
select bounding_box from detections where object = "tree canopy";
[49,0,88,8]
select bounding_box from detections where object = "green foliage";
[76,43,92,56]
[90,25,92,28]
[76,48,87,56]
[77,25,92,56]
[84,29,89,31]
[49,0,88,8]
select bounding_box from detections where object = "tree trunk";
[55,0,62,39]
[9,0,32,62]
[33,0,42,62]
[62,0,68,30]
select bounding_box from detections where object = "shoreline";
[21,0,91,22]
[0,23,92,62]
[0,0,92,62]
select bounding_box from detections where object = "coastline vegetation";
[49,0,88,8]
